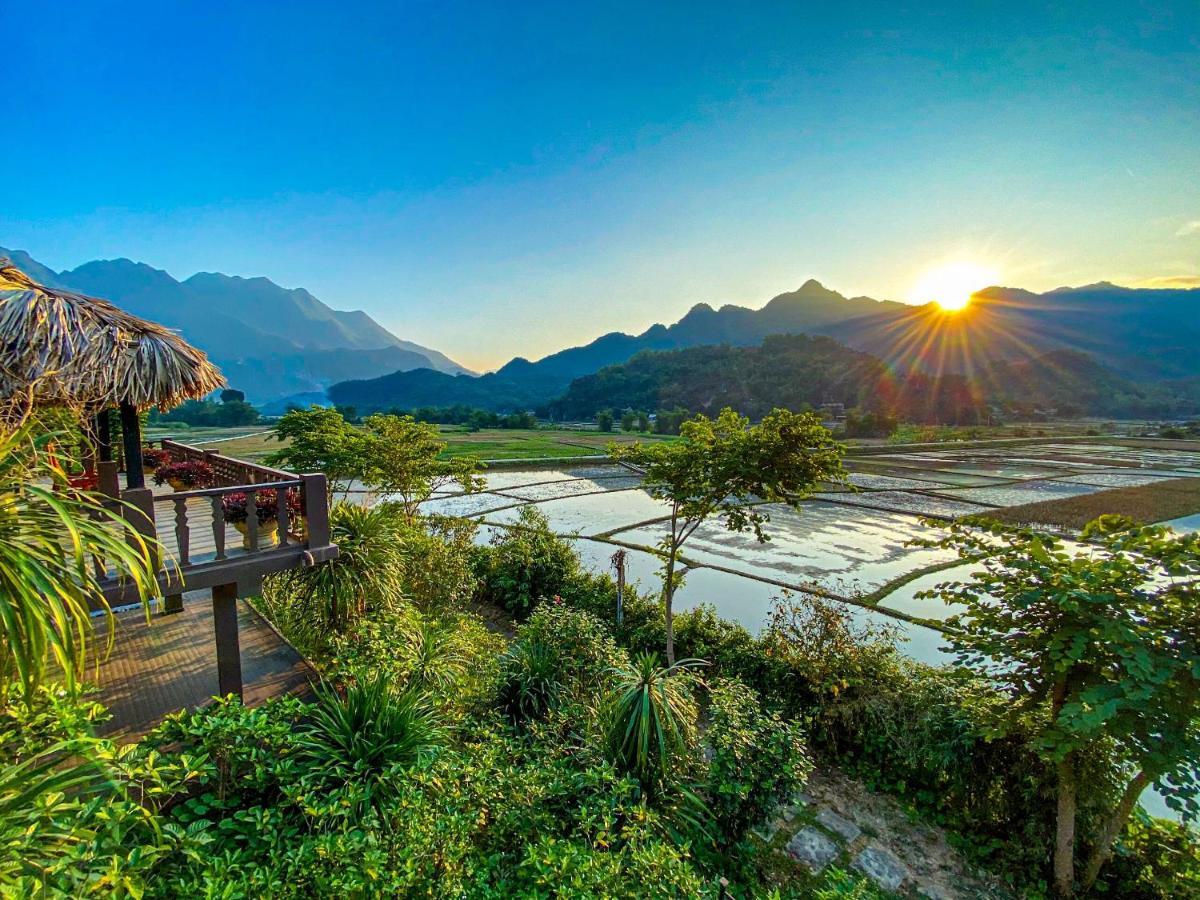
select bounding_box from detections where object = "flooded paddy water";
[413,442,1199,818]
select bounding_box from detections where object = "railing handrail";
[158,437,296,484]
[151,479,303,501]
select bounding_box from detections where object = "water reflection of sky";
[425,446,1199,822]
[615,501,956,595]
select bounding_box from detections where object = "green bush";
[517,602,625,696]
[394,512,479,611]
[141,699,722,897]
[472,506,580,617]
[705,677,812,843]
[498,639,564,727]
[1103,814,1200,899]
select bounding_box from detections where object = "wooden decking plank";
[89,595,316,742]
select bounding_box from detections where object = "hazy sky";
[4,1,1198,370]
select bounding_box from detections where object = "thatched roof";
[0,259,224,421]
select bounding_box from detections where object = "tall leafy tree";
[361,415,484,521]
[919,516,1200,896]
[610,407,845,663]
[266,406,370,498]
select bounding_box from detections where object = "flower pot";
[168,477,189,492]
[233,519,280,549]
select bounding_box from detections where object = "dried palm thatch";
[0,259,224,424]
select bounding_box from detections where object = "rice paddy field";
[211,427,1200,816]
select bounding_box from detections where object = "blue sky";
[4,1,1198,369]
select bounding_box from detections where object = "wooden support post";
[300,473,330,547]
[212,582,243,699]
[97,461,120,499]
[119,401,145,489]
[120,487,159,573]
[95,410,113,462]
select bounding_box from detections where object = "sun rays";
[910,262,999,312]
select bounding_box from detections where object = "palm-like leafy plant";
[299,674,442,815]
[497,640,563,727]
[0,424,160,704]
[279,502,405,634]
[0,741,108,884]
[401,616,468,694]
[602,652,704,793]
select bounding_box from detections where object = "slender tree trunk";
[1080,770,1151,892]
[1054,754,1078,897]
[1048,675,1076,898]
[662,547,677,665]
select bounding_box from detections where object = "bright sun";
[910,262,999,312]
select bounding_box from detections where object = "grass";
[438,427,676,461]
[160,429,282,463]
[971,477,1200,531]
[161,424,677,464]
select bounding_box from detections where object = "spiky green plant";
[280,502,405,634]
[401,616,468,694]
[497,640,563,727]
[0,424,160,705]
[602,652,703,793]
[299,673,442,803]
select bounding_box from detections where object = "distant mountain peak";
[2,247,472,402]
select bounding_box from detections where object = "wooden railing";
[158,438,294,486]
[101,444,337,605]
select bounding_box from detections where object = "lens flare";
[911,262,999,311]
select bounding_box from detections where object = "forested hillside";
[547,335,1200,423]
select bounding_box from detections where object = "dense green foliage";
[385,405,540,430]
[472,512,1198,897]
[919,517,1200,895]
[3,410,1197,897]
[148,394,260,427]
[705,677,813,844]
[472,505,581,617]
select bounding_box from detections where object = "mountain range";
[6,244,1200,418]
[0,247,471,403]
[331,278,1200,415]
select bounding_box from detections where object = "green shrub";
[328,608,504,722]
[393,512,479,611]
[472,506,580,616]
[299,674,443,815]
[1103,814,1200,899]
[705,677,812,843]
[518,603,625,695]
[498,640,564,727]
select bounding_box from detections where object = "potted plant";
[221,488,301,549]
[153,460,216,492]
[142,448,172,473]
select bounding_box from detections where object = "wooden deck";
[91,594,317,742]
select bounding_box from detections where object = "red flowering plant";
[142,448,172,470]
[153,460,216,490]
[221,488,301,526]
